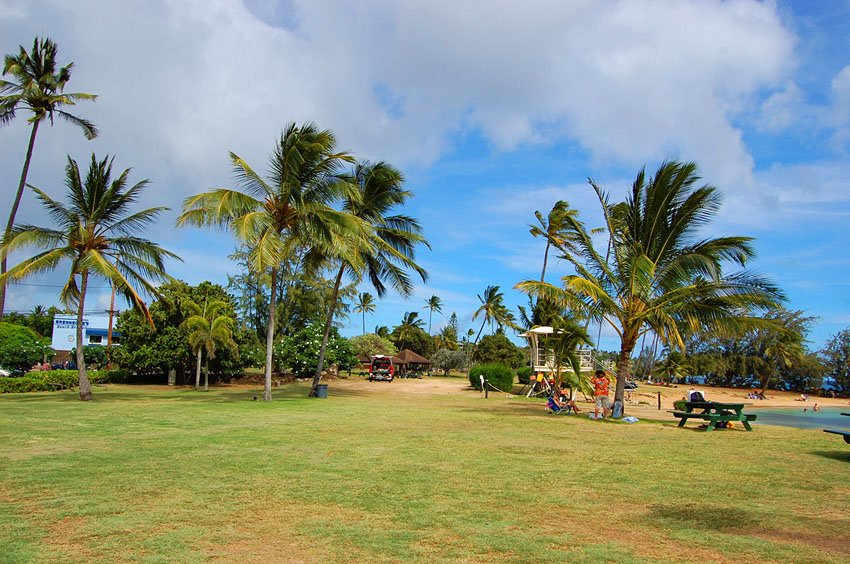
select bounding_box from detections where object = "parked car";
[624,380,638,390]
[0,367,10,377]
[368,355,395,382]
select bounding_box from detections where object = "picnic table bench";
[668,402,756,432]
[823,412,850,444]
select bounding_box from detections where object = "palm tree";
[0,37,98,317]
[517,161,782,413]
[374,325,390,339]
[472,285,507,344]
[177,122,358,401]
[543,316,593,396]
[0,154,177,400]
[396,311,425,350]
[182,298,236,391]
[529,201,580,283]
[310,161,427,396]
[747,307,812,392]
[424,294,442,335]
[353,292,376,335]
[434,325,458,351]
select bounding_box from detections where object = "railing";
[531,348,614,373]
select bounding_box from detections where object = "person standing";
[592,370,611,419]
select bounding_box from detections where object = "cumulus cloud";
[1,1,796,202]
[0,0,805,320]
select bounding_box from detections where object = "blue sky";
[1,0,848,352]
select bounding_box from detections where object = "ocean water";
[751,406,850,430]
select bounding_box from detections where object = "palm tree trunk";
[204,351,209,392]
[0,120,41,319]
[613,330,638,416]
[195,348,202,390]
[467,318,488,372]
[540,241,550,283]
[595,234,614,345]
[310,265,344,396]
[362,311,365,336]
[76,270,93,401]
[263,267,278,402]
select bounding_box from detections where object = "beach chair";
[546,396,573,415]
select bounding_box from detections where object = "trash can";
[612,399,624,419]
[315,384,329,398]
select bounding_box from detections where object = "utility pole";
[106,284,116,370]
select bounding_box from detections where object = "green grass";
[0,381,848,563]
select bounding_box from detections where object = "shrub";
[0,322,52,371]
[275,324,357,377]
[69,345,108,369]
[673,399,687,411]
[516,366,533,384]
[469,363,514,392]
[0,369,133,393]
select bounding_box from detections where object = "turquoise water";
[751,406,850,430]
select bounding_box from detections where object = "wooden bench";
[668,402,757,431]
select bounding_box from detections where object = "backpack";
[689,391,706,402]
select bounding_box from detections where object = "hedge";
[0,369,131,393]
[516,366,533,385]
[469,363,515,393]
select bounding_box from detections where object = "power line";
[6,282,112,289]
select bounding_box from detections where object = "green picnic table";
[669,402,757,431]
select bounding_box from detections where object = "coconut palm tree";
[517,161,783,414]
[530,201,577,283]
[309,161,427,396]
[0,154,177,400]
[0,37,98,318]
[472,285,509,344]
[177,122,358,401]
[395,311,425,351]
[424,294,442,335]
[353,292,376,335]
[747,307,812,392]
[182,298,236,391]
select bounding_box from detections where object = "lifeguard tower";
[519,326,612,375]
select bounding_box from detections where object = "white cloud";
[1,0,796,207]
[829,65,850,148]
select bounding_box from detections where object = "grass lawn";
[0,378,848,563]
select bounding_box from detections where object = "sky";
[1,0,849,353]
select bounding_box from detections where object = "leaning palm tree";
[517,161,783,414]
[472,285,507,344]
[353,292,376,335]
[0,36,98,317]
[0,154,177,400]
[530,201,576,283]
[182,298,236,391]
[177,122,358,401]
[424,294,442,335]
[309,161,428,396]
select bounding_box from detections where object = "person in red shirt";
[592,370,611,419]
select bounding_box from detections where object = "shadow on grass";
[0,384,317,404]
[809,449,850,462]
[648,502,757,532]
